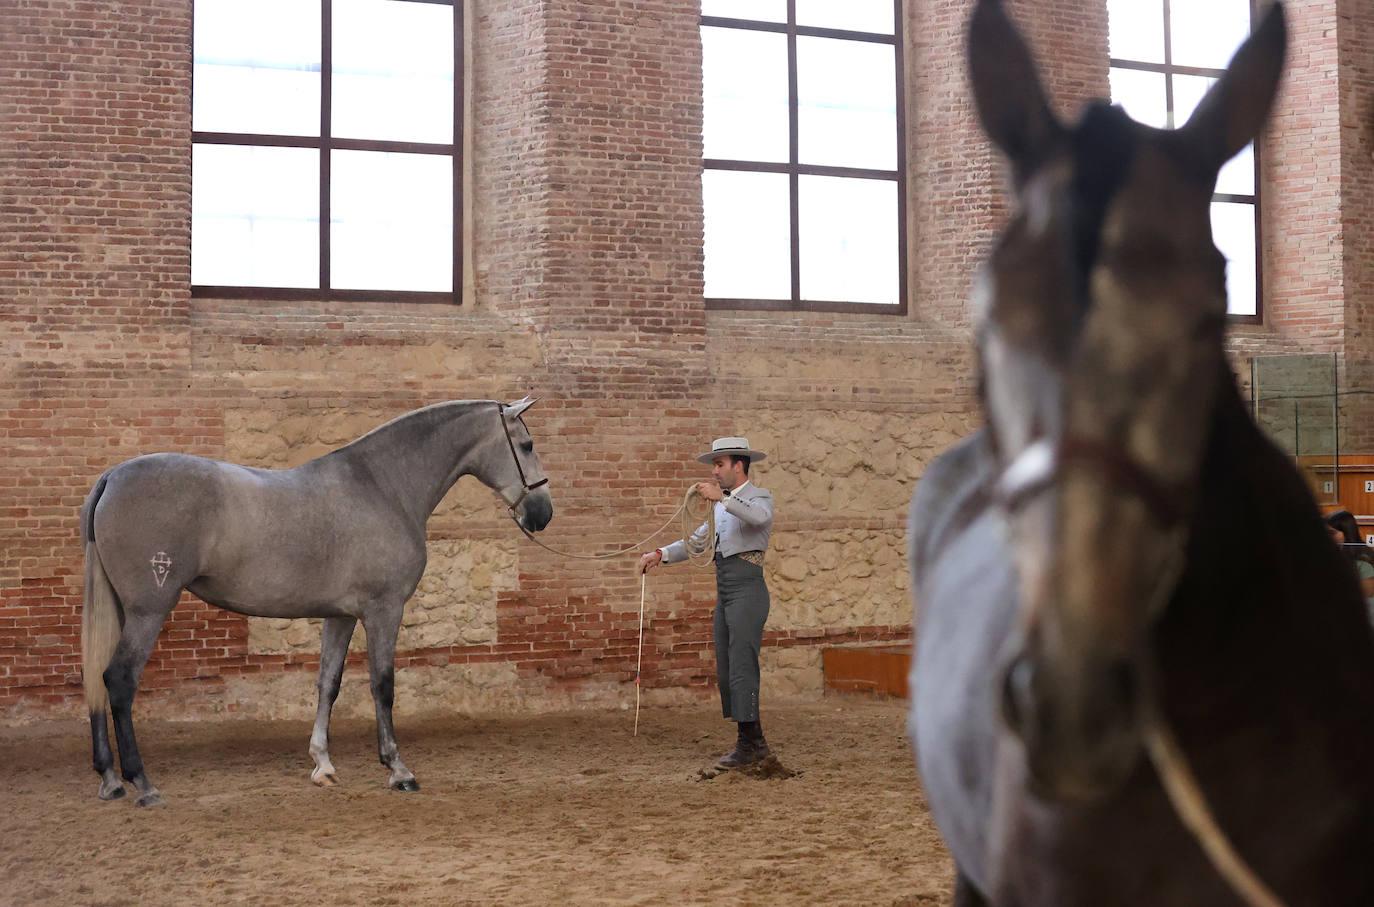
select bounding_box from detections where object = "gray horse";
[81,397,553,807]
[910,2,1373,905]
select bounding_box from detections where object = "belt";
[716,550,764,566]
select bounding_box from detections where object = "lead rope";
[1139,535,1287,907]
[512,485,716,564]
[1143,718,1285,907]
[511,486,719,736]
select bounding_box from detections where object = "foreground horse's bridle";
[993,436,1187,529]
[497,402,549,515]
[992,435,1286,907]
[992,435,1192,622]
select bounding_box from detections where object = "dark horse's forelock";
[1065,101,1139,320]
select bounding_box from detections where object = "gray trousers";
[712,554,770,723]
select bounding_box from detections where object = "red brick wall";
[3,0,1370,720]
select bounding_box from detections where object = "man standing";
[639,437,775,768]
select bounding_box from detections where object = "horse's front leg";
[363,604,418,792]
[309,616,357,787]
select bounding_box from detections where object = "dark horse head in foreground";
[908,2,1374,904]
[81,398,552,807]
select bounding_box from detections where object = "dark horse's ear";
[1178,2,1286,174]
[967,0,1065,183]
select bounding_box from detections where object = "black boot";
[716,720,770,769]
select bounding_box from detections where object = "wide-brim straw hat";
[697,436,767,464]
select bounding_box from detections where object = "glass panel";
[1109,68,1167,129]
[701,0,785,23]
[192,144,319,287]
[702,170,790,299]
[1107,0,1164,64]
[1173,73,1213,126]
[702,27,789,163]
[1251,353,1337,460]
[1174,74,1255,196]
[193,0,321,135]
[1217,142,1255,197]
[797,37,896,170]
[799,175,898,304]
[330,150,453,292]
[1171,0,1251,70]
[1211,201,1256,316]
[332,0,455,144]
[796,0,894,34]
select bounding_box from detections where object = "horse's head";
[491,397,553,532]
[968,0,1285,800]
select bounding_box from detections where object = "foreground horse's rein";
[995,439,1287,907]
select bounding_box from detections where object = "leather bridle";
[497,402,549,515]
[993,436,1188,529]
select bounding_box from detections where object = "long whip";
[634,570,646,736]
[511,485,719,734]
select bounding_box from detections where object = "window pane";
[702,27,789,163]
[1217,143,1255,197]
[193,0,321,135]
[702,170,790,299]
[1172,73,1213,126]
[1107,0,1163,64]
[1171,1,1251,70]
[799,175,897,305]
[701,0,785,23]
[795,0,893,34]
[331,150,452,292]
[797,37,896,170]
[332,0,454,144]
[192,144,319,287]
[1109,67,1167,129]
[1212,201,1256,316]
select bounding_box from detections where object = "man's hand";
[638,549,664,575]
[695,481,724,502]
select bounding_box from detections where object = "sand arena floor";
[2,696,954,906]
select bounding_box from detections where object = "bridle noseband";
[497,402,548,516]
[993,435,1191,619]
[993,436,1188,529]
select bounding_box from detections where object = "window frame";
[190,0,463,303]
[1108,0,1263,323]
[701,1,908,315]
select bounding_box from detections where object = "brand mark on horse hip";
[150,551,172,588]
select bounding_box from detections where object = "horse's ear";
[1178,2,1286,172]
[505,396,537,419]
[967,0,1064,182]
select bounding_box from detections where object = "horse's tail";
[81,475,120,713]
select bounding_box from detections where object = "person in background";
[639,437,775,769]
[1325,509,1374,622]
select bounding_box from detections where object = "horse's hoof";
[312,771,339,787]
[98,783,126,801]
[391,778,420,792]
[135,790,166,808]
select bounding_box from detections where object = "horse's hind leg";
[105,608,173,807]
[89,711,125,799]
[309,616,357,787]
[363,606,418,792]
